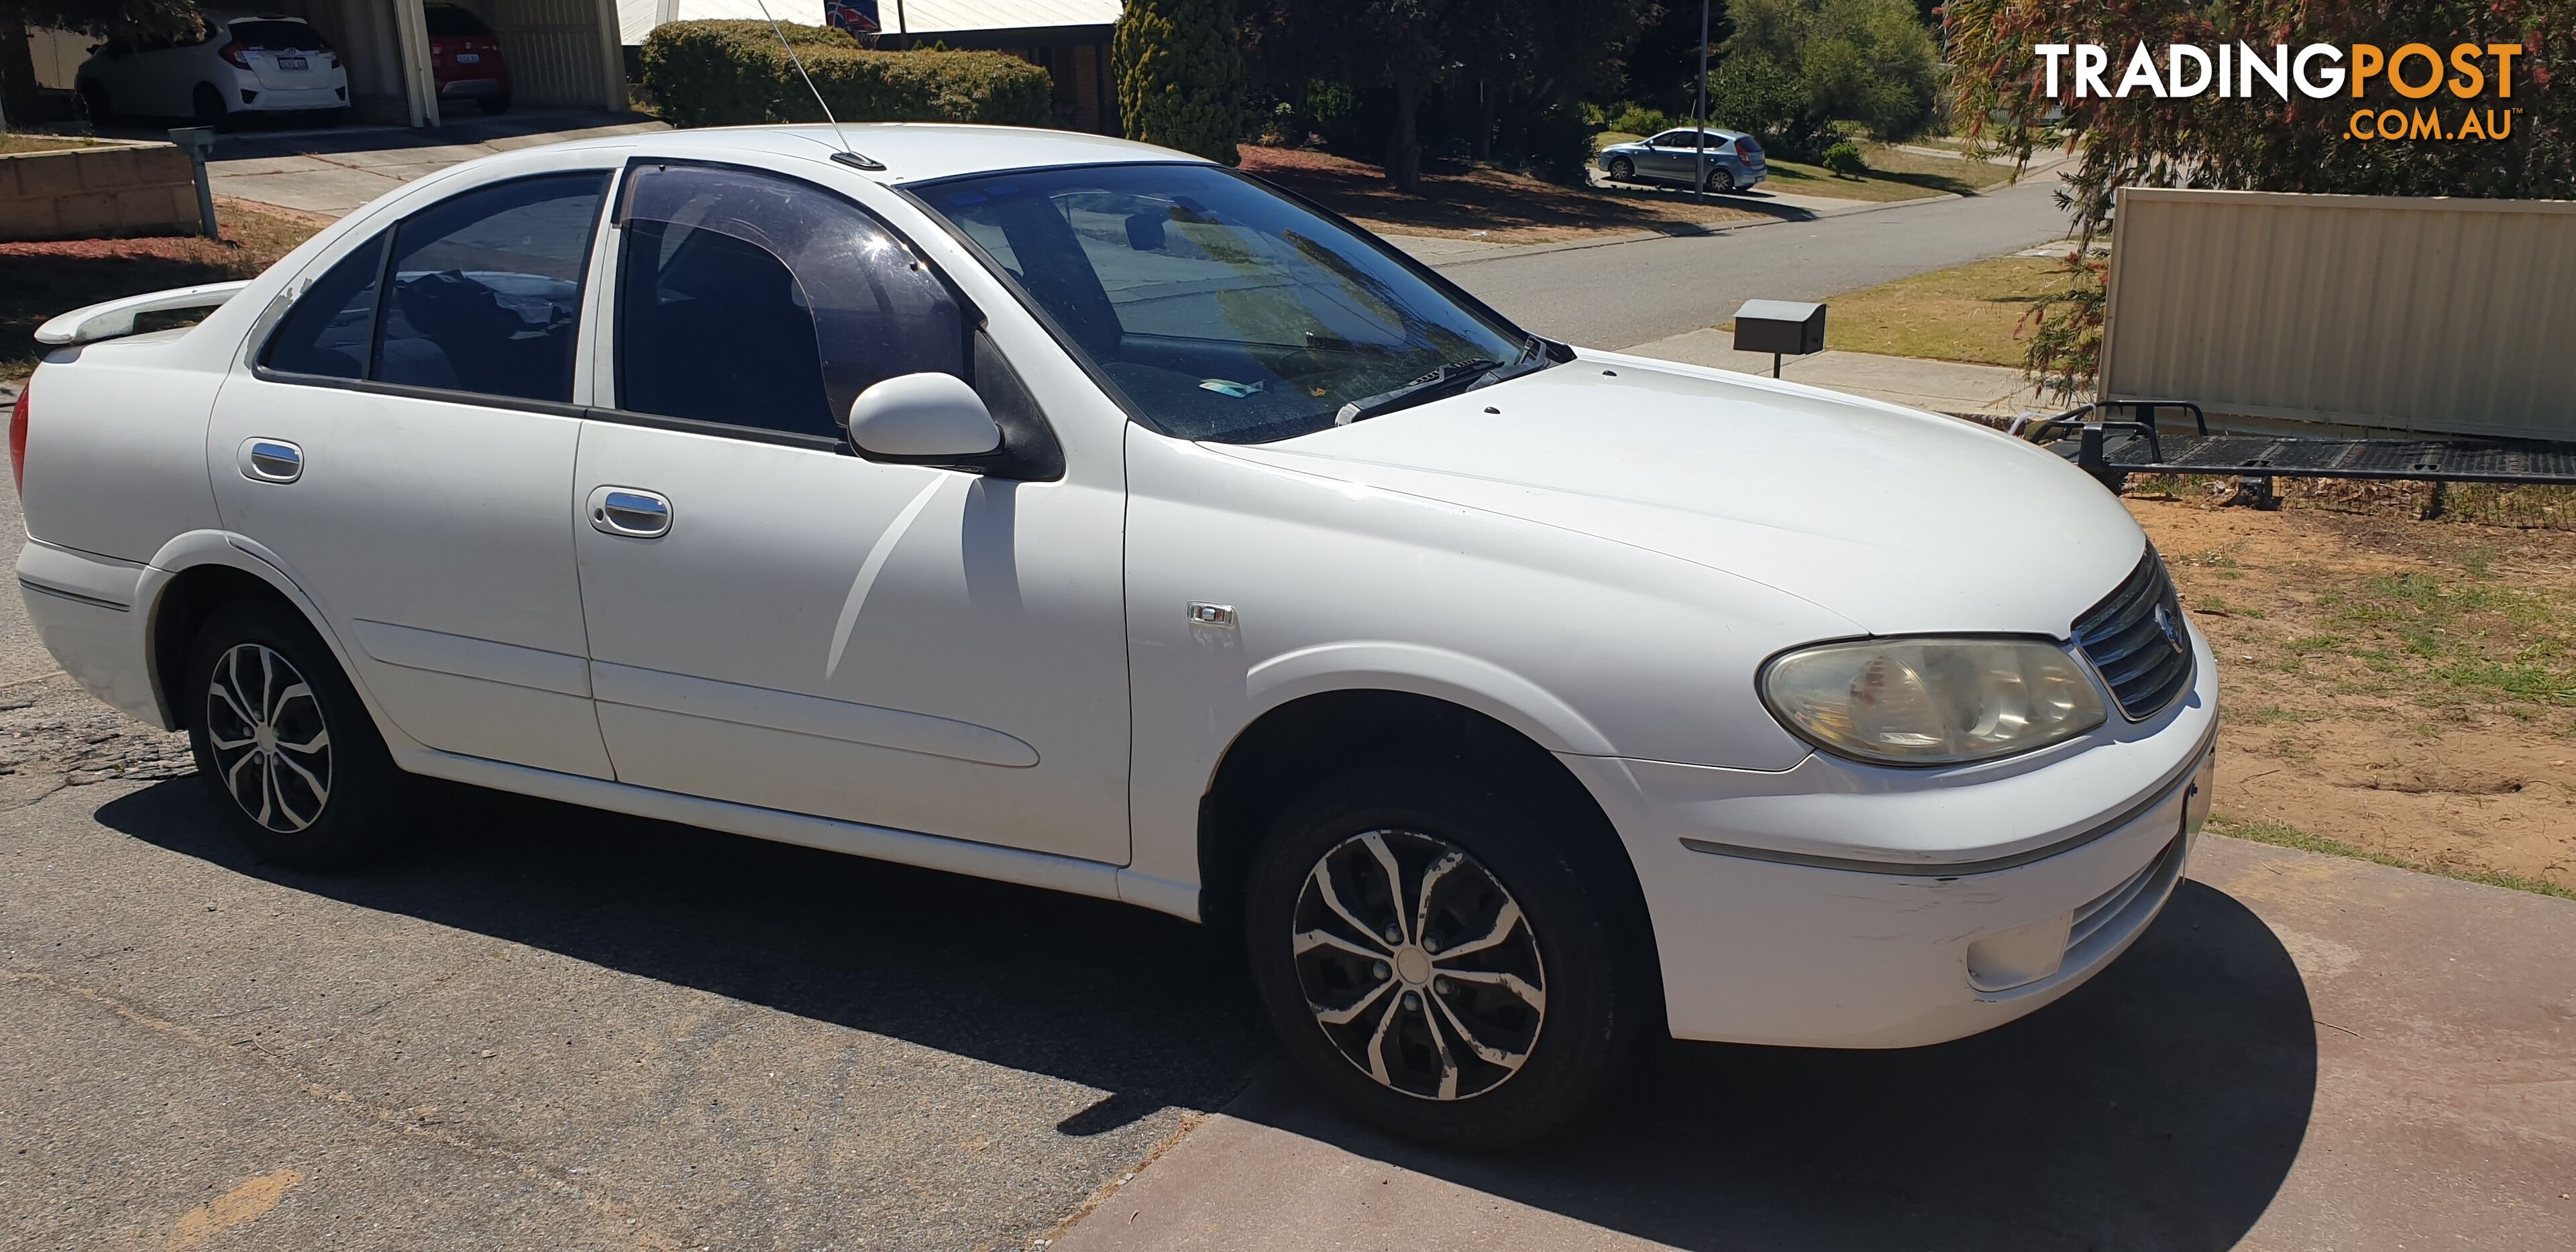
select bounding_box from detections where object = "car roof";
[544,123,1208,187]
[1651,127,1749,139]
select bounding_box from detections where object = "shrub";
[1114,0,1246,164]
[1706,53,1835,160]
[1821,140,1868,177]
[1604,102,1672,137]
[640,19,1050,129]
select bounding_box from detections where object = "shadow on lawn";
[101,775,2312,1249]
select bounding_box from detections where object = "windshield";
[910,163,1540,444]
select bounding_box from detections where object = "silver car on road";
[1597,127,1767,193]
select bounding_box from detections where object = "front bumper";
[1570,626,2217,1048]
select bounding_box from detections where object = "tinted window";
[229,21,329,52]
[423,6,492,38]
[915,163,1533,444]
[616,162,965,439]
[262,232,386,380]
[374,173,607,403]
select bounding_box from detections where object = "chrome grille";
[2073,548,2196,720]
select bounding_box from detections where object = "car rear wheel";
[1243,768,1648,1147]
[191,83,230,130]
[1606,156,1634,182]
[1705,167,1737,193]
[184,600,411,868]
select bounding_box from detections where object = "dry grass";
[1,197,327,382]
[1799,254,2074,364]
[1767,144,2023,202]
[1238,145,1765,243]
[0,133,103,155]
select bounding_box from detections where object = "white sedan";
[13,124,2215,1145]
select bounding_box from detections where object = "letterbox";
[1731,300,1827,356]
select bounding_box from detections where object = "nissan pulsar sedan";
[15,125,2214,1145]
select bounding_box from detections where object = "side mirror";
[846,372,1002,463]
[1124,211,1166,251]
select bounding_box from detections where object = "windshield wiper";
[1334,357,1501,425]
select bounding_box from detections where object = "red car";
[425,3,509,115]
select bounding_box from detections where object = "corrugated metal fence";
[2102,188,2576,441]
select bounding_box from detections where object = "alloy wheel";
[1290,829,1547,1100]
[203,642,333,833]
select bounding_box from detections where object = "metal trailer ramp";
[2018,400,2576,506]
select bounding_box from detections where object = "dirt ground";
[2129,498,2576,892]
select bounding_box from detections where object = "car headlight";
[1760,637,2108,766]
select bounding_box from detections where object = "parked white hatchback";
[76,13,350,129]
[15,124,2215,1145]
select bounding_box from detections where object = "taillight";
[219,41,252,69]
[11,382,31,496]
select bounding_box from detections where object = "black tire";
[1705,167,1737,194]
[192,83,231,131]
[478,93,511,115]
[183,600,411,869]
[1243,767,1650,1148]
[1606,156,1634,182]
[79,80,114,125]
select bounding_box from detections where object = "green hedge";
[640,20,1052,130]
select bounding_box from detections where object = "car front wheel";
[1244,769,1648,1147]
[1606,156,1634,182]
[184,600,410,868]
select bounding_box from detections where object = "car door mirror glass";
[1124,211,1166,252]
[847,372,1002,462]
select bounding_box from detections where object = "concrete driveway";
[195,111,667,217]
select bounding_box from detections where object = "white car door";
[568,160,1130,864]
[207,169,616,778]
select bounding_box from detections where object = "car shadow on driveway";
[98,781,2313,1247]
[1226,877,2317,1250]
[94,776,1275,1137]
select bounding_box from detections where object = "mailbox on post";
[167,126,219,241]
[1731,299,1825,378]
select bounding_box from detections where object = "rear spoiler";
[34,280,254,347]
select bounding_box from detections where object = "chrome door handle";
[587,486,672,538]
[237,438,303,483]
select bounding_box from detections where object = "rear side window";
[260,172,607,403]
[374,172,608,403]
[423,7,493,38]
[614,162,965,440]
[263,233,386,380]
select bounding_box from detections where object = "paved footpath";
[1054,835,2576,1250]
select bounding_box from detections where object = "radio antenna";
[753,0,884,171]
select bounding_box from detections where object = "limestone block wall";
[0,139,200,242]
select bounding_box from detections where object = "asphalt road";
[1436,174,2079,350]
[0,185,2082,1249]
